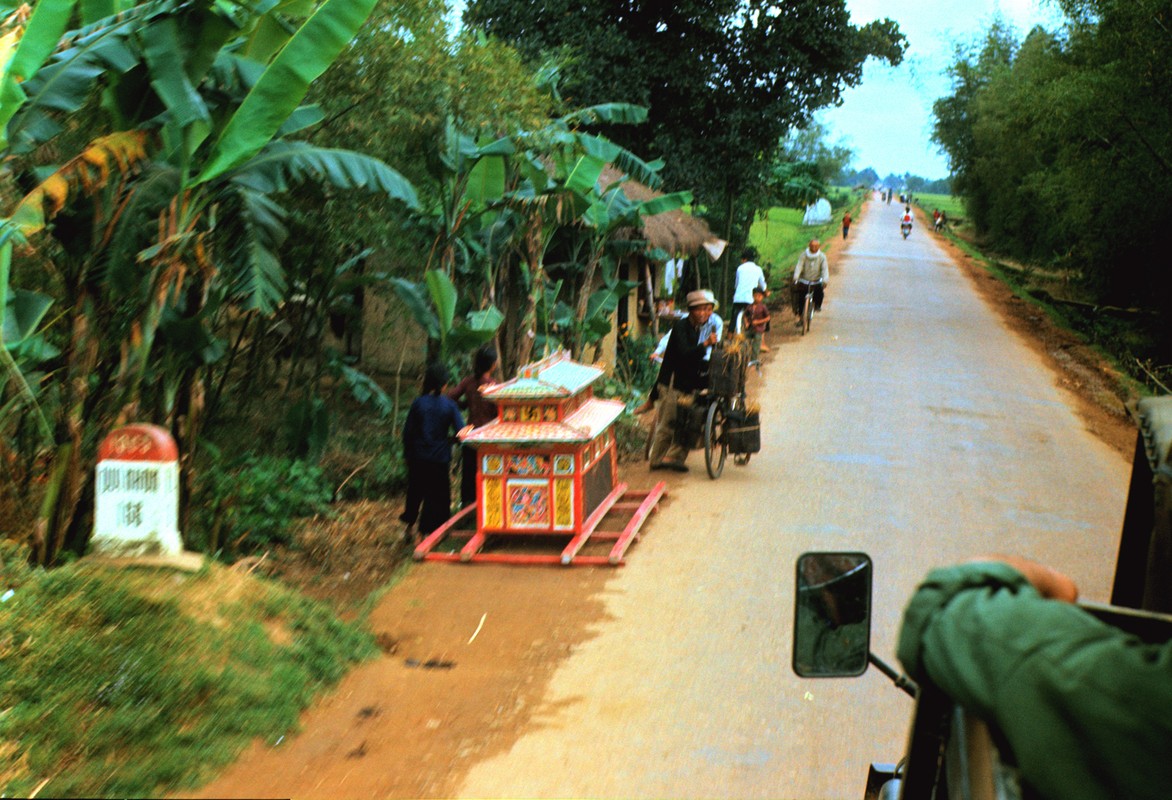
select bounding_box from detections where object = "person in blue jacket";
[399,362,470,542]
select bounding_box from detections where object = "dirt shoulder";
[925,212,1136,460]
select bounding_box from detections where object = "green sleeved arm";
[897,561,1172,800]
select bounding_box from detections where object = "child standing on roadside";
[747,287,771,370]
[400,362,470,543]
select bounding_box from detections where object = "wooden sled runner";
[413,481,665,566]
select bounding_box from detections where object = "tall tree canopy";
[463,0,904,245]
[932,1,1172,373]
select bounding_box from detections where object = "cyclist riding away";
[792,239,829,327]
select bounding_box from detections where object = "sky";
[818,0,1067,180]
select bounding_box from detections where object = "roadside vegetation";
[929,2,1172,394]
[916,188,1165,399]
[0,541,375,798]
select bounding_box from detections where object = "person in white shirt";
[732,247,768,333]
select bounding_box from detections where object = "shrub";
[190,455,334,555]
[615,327,661,392]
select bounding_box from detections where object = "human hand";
[971,554,1079,602]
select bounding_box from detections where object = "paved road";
[454,199,1130,799]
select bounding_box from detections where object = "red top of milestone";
[97,424,178,462]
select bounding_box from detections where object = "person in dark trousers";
[400,362,469,542]
[447,345,499,507]
[647,289,721,472]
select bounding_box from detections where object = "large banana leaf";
[0,0,77,149]
[2,288,54,347]
[80,0,117,23]
[464,155,506,206]
[141,16,211,159]
[276,105,325,137]
[559,102,648,127]
[577,133,664,189]
[448,306,504,352]
[8,12,142,153]
[0,245,52,441]
[230,141,418,208]
[390,277,441,341]
[244,0,318,62]
[562,154,606,198]
[637,190,692,217]
[197,0,379,183]
[425,269,457,334]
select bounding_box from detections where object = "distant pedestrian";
[400,362,470,542]
[841,211,852,240]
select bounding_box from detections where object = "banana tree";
[409,101,682,373]
[0,0,418,563]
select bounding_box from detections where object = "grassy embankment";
[914,192,1163,396]
[0,542,379,798]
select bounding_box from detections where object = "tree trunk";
[572,256,599,360]
[513,220,548,370]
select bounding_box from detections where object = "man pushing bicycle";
[647,289,721,473]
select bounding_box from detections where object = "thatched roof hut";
[598,165,716,256]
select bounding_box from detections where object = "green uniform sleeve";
[896,561,1172,800]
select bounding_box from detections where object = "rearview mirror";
[792,552,872,677]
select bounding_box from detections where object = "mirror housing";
[792,552,872,677]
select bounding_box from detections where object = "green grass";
[0,547,375,798]
[914,192,966,221]
[750,192,863,289]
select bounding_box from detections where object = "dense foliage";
[463,0,905,246]
[0,0,694,561]
[931,1,1172,363]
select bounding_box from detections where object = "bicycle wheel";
[704,400,727,479]
[802,291,813,335]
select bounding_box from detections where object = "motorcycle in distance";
[792,550,1172,800]
[900,220,912,239]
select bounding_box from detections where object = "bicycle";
[795,280,822,336]
[700,342,752,479]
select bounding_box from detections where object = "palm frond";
[231,141,418,208]
[223,185,289,314]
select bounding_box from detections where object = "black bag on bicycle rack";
[673,395,707,449]
[725,408,761,454]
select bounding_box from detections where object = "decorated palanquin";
[413,351,666,566]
